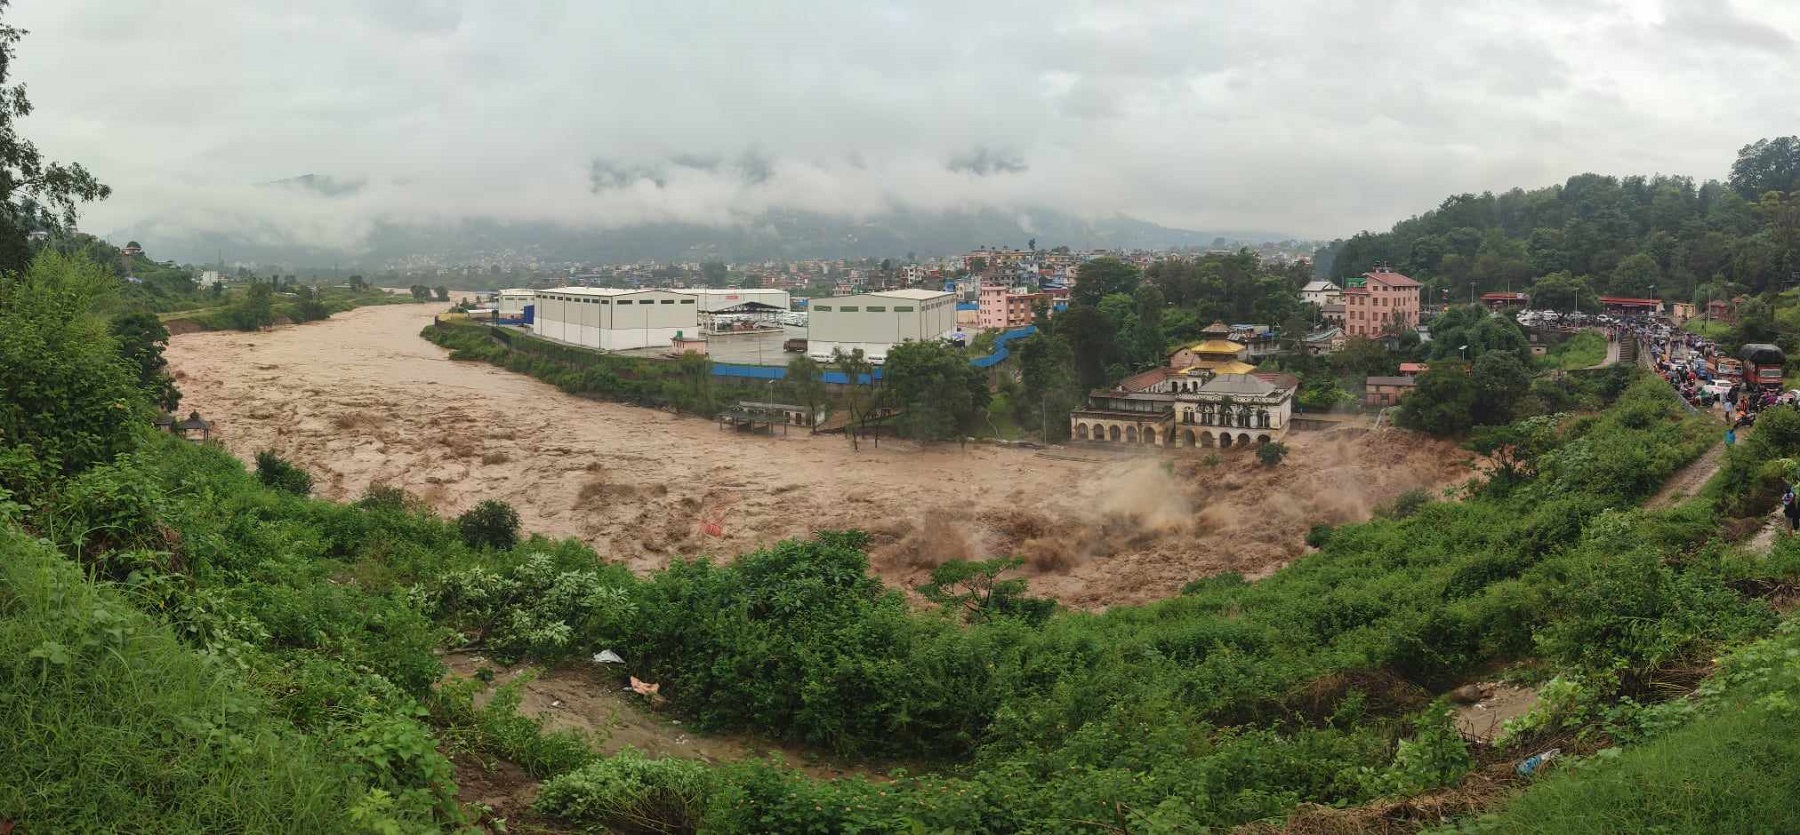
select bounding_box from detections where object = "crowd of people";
[1623,316,1794,445]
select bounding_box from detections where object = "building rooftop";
[1184,339,1246,355]
[1366,376,1418,387]
[1199,373,1280,396]
[1363,268,1422,288]
[1185,360,1260,376]
[1302,280,1340,293]
[542,286,677,296]
[869,288,956,300]
[1117,367,1178,392]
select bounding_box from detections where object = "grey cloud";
[11,0,1800,247]
[588,159,666,191]
[1662,0,1795,53]
[667,153,721,171]
[948,148,1028,176]
[736,148,774,185]
[262,174,366,198]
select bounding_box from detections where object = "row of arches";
[1073,421,1272,448]
[1182,405,1272,429]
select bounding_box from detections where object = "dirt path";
[442,655,872,779]
[1588,332,1621,369]
[1645,439,1725,510]
[165,304,1474,607]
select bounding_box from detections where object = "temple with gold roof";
[1168,321,1259,378]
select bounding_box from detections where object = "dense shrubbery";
[9,243,1799,831]
[422,322,766,416]
[0,531,399,833]
[412,372,1769,832]
[0,253,148,497]
[456,498,521,551]
[254,449,313,495]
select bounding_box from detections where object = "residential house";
[1364,376,1417,409]
[1301,279,1342,308]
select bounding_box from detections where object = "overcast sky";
[12,0,1800,249]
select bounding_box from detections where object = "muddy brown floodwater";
[165,303,1476,607]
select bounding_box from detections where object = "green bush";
[1257,441,1290,467]
[419,552,634,662]
[0,253,148,497]
[456,498,520,551]
[0,531,424,833]
[254,450,313,496]
[535,750,717,834]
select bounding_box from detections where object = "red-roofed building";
[1342,267,1422,337]
[1116,366,1179,393]
[1481,292,1529,311]
[1398,362,1430,377]
[1600,296,1661,314]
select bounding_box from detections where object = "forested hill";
[1319,136,1800,307]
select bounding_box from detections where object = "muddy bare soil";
[166,303,1475,607]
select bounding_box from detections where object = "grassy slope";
[1543,331,1607,370]
[0,529,366,833]
[1461,613,1800,834]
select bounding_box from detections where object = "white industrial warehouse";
[806,288,959,364]
[532,287,699,351]
[497,288,535,317]
[671,287,792,312]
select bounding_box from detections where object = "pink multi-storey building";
[1342,267,1422,338]
[978,281,1043,330]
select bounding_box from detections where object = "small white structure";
[1302,280,1341,308]
[532,287,699,351]
[806,288,958,364]
[498,288,536,317]
[671,287,792,313]
[198,270,225,288]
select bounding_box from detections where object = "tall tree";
[1014,332,1082,443]
[882,339,989,441]
[0,253,145,495]
[1071,257,1140,308]
[1730,136,1800,199]
[781,354,828,425]
[109,311,181,412]
[0,4,111,274]
[832,347,874,450]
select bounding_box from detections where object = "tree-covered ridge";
[1322,137,1800,306]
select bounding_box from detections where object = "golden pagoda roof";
[1187,339,1246,354]
[1185,359,1259,376]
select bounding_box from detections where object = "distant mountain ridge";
[118,208,1294,268]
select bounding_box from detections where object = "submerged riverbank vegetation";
[9,243,1800,832]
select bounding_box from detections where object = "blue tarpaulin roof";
[956,302,978,311]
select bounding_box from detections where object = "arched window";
[1109,425,1121,442]
[1077,423,1090,440]
[1125,426,1138,443]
